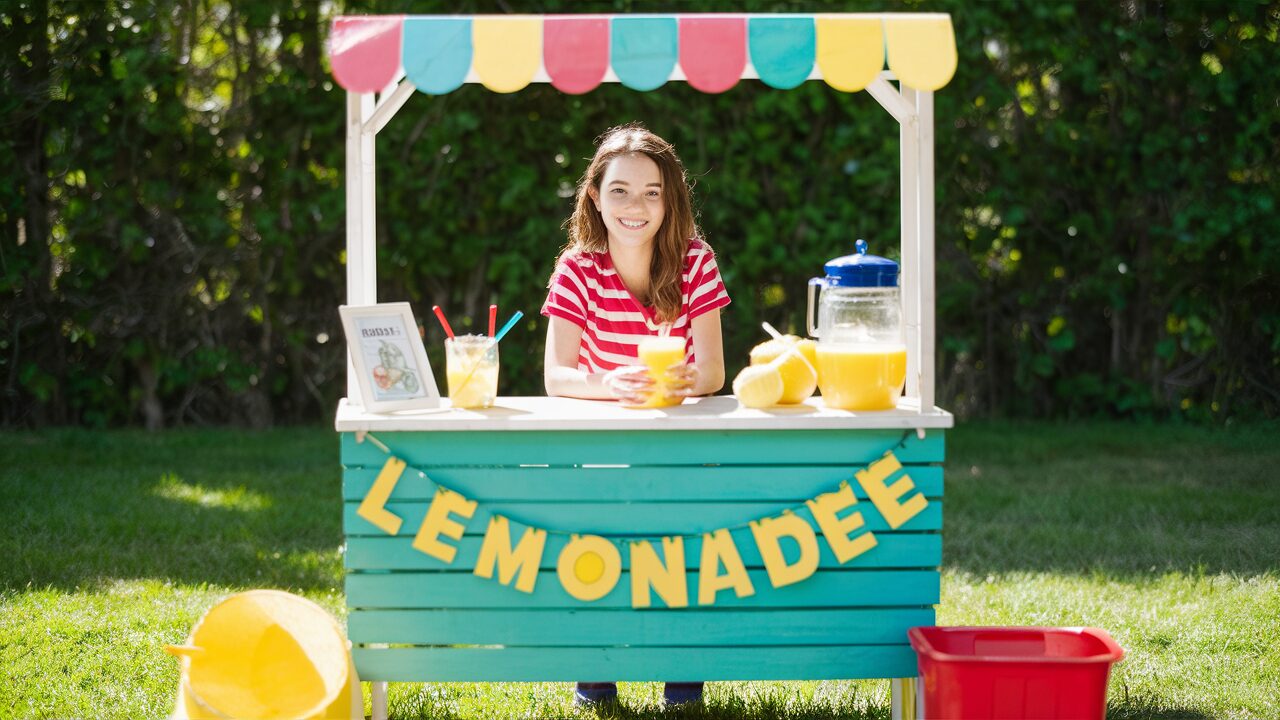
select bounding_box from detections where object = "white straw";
[760,322,817,377]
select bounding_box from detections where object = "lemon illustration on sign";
[749,335,818,404]
[733,364,785,408]
[574,550,606,584]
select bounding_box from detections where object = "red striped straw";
[432,305,455,340]
[488,304,498,338]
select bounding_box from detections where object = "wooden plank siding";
[341,428,944,682]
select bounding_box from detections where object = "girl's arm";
[544,316,616,399]
[686,309,725,395]
[545,313,723,400]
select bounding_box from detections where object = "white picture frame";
[339,302,441,412]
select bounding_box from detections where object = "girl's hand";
[603,365,655,405]
[664,361,700,397]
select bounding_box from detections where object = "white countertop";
[335,396,954,432]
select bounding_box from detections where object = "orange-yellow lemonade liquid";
[816,343,907,410]
[446,335,499,409]
[625,335,687,408]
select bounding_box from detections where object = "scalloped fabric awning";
[329,14,957,96]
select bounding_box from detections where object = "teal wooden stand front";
[338,396,949,714]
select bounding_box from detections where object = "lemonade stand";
[329,14,956,720]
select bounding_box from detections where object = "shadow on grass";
[942,421,1280,578]
[0,428,343,593]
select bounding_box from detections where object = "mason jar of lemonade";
[806,240,907,411]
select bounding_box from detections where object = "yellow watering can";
[166,590,362,720]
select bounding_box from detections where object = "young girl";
[540,124,730,708]
[542,123,729,406]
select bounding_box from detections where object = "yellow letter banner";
[474,515,547,594]
[356,435,929,608]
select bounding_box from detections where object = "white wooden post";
[371,681,388,720]
[850,74,939,414]
[345,91,378,405]
[899,86,922,405]
[344,92,363,404]
[358,92,377,308]
[917,90,936,412]
[366,79,416,136]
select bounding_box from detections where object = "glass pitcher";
[806,240,907,410]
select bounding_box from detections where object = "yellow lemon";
[733,364,785,408]
[749,336,818,404]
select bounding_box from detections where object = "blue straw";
[492,310,524,343]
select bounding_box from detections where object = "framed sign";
[339,302,440,412]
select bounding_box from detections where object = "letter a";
[697,529,755,605]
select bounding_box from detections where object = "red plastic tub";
[908,626,1124,720]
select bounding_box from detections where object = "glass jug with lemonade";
[806,240,907,411]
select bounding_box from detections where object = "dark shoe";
[575,682,619,707]
[663,681,704,707]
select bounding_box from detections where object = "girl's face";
[590,153,665,250]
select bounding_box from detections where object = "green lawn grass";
[1,422,1277,719]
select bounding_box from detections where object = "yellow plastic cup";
[623,335,687,408]
[166,590,360,720]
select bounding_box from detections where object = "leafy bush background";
[2,0,1277,428]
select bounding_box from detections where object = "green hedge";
[2,0,1276,427]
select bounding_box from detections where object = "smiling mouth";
[618,218,648,229]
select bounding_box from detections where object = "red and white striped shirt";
[541,238,731,372]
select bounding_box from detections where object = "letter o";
[557,534,622,602]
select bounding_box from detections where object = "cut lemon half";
[733,364,785,408]
[749,336,818,404]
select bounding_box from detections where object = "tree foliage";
[2,0,1277,427]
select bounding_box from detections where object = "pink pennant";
[679,17,746,94]
[544,17,609,95]
[330,16,404,93]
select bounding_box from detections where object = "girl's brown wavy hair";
[558,123,700,324]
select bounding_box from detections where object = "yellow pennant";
[885,17,957,91]
[815,17,884,92]
[473,17,541,93]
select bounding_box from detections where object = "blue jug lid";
[824,240,899,287]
